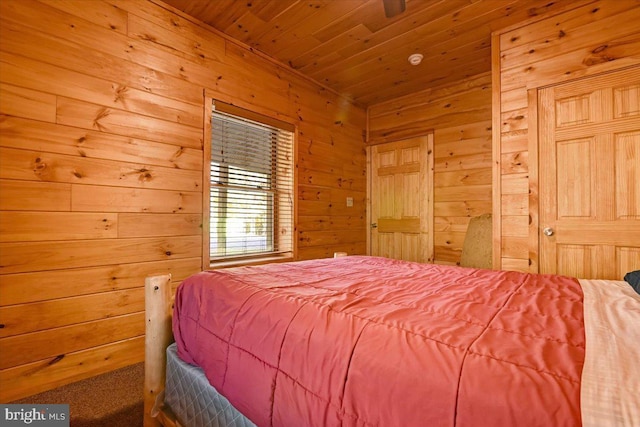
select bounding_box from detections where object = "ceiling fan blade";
[383,0,406,18]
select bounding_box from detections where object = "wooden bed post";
[144,274,173,427]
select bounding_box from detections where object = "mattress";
[173,256,588,426]
[165,343,256,427]
[166,257,640,426]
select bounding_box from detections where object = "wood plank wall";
[0,0,366,401]
[493,0,640,272]
[367,73,492,265]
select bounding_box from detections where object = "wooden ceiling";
[160,0,579,106]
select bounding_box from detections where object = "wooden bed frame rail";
[144,274,182,427]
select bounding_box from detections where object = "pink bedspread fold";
[173,256,585,426]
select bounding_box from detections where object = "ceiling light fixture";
[408,53,423,66]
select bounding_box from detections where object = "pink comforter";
[173,256,585,426]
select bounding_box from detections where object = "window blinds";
[210,105,294,259]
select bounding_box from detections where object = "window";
[206,100,294,264]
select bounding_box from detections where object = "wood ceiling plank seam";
[299,0,468,76]
[310,0,550,82]
[325,36,493,94]
[329,39,489,91]
[310,0,398,43]
[200,0,254,32]
[289,24,373,69]
[269,1,371,56]
[248,1,335,52]
[215,0,302,24]
[364,0,469,33]
[306,0,579,103]
[158,0,212,17]
[271,36,324,62]
[218,10,268,45]
[350,55,492,106]
[259,0,310,22]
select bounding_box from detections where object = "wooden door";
[369,135,433,262]
[538,66,640,279]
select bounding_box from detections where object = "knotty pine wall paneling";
[492,0,640,272]
[368,72,492,265]
[0,0,366,401]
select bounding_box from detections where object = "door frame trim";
[528,88,540,273]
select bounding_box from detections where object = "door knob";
[543,227,554,236]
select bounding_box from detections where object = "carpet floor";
[11,363,144,427]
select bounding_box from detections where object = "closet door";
[369,135,433,263]
[538,66,640,279]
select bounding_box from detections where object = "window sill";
[208,253,294,270]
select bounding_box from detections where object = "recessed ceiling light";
[408,53,423,66]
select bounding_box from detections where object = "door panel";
[539,66,640,279]
[616,131,640,218]
[370,135,433,263]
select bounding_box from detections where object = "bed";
[143,256,640,427]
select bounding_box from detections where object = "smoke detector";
[408,53,423,66]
